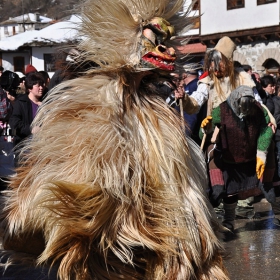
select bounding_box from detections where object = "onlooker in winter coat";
[261,75,276,114]
[10,73,45,166]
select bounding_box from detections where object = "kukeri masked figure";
[200,86,274,230]
[0,0,228,279]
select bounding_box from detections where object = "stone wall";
[233,40,280,75]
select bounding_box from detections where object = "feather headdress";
[0,0,229,279]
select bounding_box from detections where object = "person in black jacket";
[260,75,276,114]
[263,76,280,217]
[9,73,45,165]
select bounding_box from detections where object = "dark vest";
[219,102,264,163]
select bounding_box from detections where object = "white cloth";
[253,87,263,104]
[189,83,208,114]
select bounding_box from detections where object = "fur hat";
[214,36,236,60]
[25,64,37,74]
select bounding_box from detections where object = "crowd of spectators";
[0,64,48,188]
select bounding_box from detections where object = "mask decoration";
[140,17,176,71]
[238,96,256,118]
[207,49,228,78]
[208,50,222,72]
[227,85,256,119]
[73,0,192,76]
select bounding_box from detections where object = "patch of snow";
[0,15,81,51]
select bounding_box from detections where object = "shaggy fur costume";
[0,0,229,279]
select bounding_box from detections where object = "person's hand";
[256,157,265,179]
[256,150,266,179]
[201,116,212,133]
[174,81,185,99]
[268,122,276,134]
[6,91,15,103]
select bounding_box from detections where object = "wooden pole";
[179,99,185,129]
[179,99,184,118]
[200,133,207,150]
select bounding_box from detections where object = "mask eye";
[143,28,157,45]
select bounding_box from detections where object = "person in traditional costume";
[175,36,277,219]
[200,85,274,230]
[175,36,263,115]
[0,0,229,279]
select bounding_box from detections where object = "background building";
[0,1,278,77]
[199,0,280,75]
[0,15,79,77]
[0,13,52,40]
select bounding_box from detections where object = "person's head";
[38,70,50,87]
[275,77,280,97]
[181,69,198,85]
[140,17,176,72]
[214,36,236,60]
[0,70,20,97]
[261,75,275,95]
[277,66,280,78]
[25,73,45,101]
[233,61,242,68]
[242,64,252,75]
[170,73,180,87]
[252,72,261,83]
[205,49,233,79]
[25,64,37,76]
[19,76,25,86]
[204,36,236,80]
[227,85,256,119]
[15,72,25,90]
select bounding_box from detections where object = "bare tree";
[0,0,84,22]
